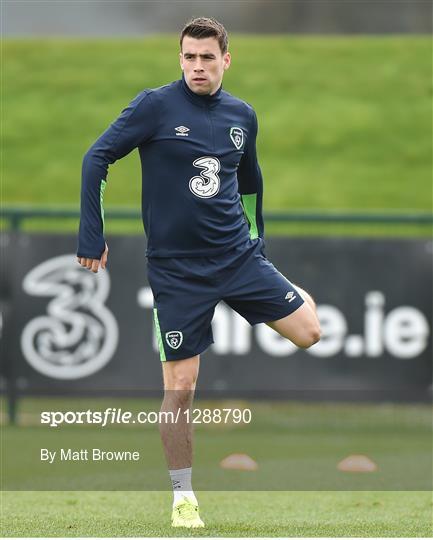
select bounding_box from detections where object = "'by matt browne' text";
[40,448,140,463]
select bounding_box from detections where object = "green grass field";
[2,490,431,537]
[1,399,431,536]
[3,37,431,225]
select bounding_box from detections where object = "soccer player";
[77,17,321,528]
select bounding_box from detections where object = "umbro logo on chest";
[175,125,190,137]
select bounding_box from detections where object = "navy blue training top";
[77,76,264,259]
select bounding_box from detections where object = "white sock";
[169,467,198,507]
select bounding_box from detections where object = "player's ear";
[223,52,231,71]
[179,52,184,70]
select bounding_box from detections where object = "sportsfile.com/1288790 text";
[40,408,252,428]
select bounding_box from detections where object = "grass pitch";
[1,490,431,537]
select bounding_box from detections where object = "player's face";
[180,36,231,96]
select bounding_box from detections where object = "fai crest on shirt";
[230,127,244,150]
[166,331,183,350]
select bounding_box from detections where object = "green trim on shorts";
[100,179,107,232]
[241,193,259,240]
[153,307,166,362]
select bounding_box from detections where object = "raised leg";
[266,284,321,348]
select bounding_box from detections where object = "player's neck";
[181,74,222,106]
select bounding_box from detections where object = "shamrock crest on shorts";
[166,331,183,349]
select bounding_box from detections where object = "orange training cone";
[220,453,258,471]
[337,454,378,472]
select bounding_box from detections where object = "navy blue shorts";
[147,240,304,361]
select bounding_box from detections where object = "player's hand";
[77,243,109,273]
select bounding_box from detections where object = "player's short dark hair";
[180,17,228,54]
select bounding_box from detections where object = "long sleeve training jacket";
[78,76,265,259]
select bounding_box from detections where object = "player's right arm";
[77,91,156,272]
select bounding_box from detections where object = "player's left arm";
[237,108,265,242]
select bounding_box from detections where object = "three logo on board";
[21,254,119,380]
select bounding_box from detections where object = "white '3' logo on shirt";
[189,156,220,198]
